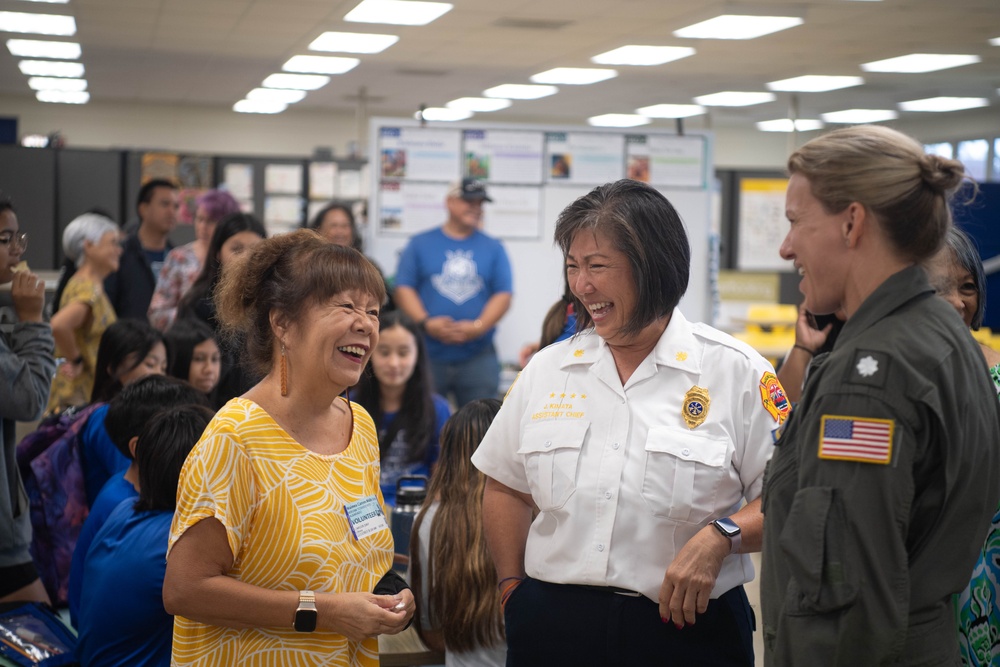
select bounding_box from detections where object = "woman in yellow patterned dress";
[164,229,414,667]
[47,213,121,415]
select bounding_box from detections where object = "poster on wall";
[378,127,462,182]
[309,162,338,200]
[141,152,178,185]
[544,132,625,185]
[463,130,544,184]
[482,185,543,238]
[265,163,303,195]
[378,181,448,235]
[264,195,303,236]
[626,135,707,188]
[223,163,253,200]
[176,155,214,225]
[737,178,790,271]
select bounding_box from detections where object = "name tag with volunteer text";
[344,496,390,540]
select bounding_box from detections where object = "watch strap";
[711,517,742,555]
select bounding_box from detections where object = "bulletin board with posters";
[366,117,714,367]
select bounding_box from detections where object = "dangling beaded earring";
[280,343,288,397]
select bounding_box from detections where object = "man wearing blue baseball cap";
[394,178,512,406]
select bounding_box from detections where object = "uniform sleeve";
[394,238,420,290]
[489,241,513,295]
[737,358,782,501]
[0,322,55,422]
[167,422,258,563]
[471,370,531,494]
[769,391,914,664]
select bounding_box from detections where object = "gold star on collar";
[675,351,688,362]
[573,349,584,358]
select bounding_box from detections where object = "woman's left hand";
[374,589,415,635]
[657,526,729,628]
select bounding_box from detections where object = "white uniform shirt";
[472,309,782,602]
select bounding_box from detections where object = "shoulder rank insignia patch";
[682,386,710,429]
[759,371,791,424]
[847,349,890,388]
[818,414,894,464]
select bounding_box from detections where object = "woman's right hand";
[322,591,412,642]
[794,306,832,353]
[10,270,45,323]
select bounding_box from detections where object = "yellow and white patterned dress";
[168,397,393,667]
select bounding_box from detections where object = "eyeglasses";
[0,232,28,252]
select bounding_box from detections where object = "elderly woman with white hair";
[47,213,122,415]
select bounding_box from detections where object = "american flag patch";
[818,415,894,464]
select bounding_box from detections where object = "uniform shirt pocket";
[640,426,730,523]
[517,420,590,511]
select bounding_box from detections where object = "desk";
[380,626,444,666]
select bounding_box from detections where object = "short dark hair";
[554,179,690,338]
[136,178,178,216]
[91,319,169,403]
[945,227,987,330]
[133,404,215,512]
[0,193,14,216]
[165,317,217,385]
[308,202,363,251]
[105,374,210,458]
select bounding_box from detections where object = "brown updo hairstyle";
[787,125,967,263]
[213,229,387,376]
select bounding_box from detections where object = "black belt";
[574,584,643,597]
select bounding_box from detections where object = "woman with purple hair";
[148,189,240,331]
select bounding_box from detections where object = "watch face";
[714,518,740,537]
[294,608,318,632]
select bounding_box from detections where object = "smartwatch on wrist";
[711,517,742,555]
[293,590,318,632]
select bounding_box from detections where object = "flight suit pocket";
[778,486,858,615]
[640,427,730,523]
[518,420,589,511]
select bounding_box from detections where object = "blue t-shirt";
[380,393,451,506]
[76,500,173,667]
[80,404,130,507]
[395,228,512,363]
[68,472,138,626]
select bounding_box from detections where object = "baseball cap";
[448,177,493,203]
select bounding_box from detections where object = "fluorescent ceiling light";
[591,45,695,66]
[0,11,76,35]
[417,107,472,122]
[246,87,307,104]
[6,39,80,59]
[28,76,86,91]
[282,55,359,75]
[756,118,824,132]
[345,0,452,26]
[446,97,511,112]
[899,96,989,112]
[308,31,398,54]
[635,103,705,118]
[483,84,557,100]
[18,59,83,77]
[234,99,287,114]
[588,114,651,128]
[861,53,981,73]
[693,91,775,106]
[673,15,802,40]
[990,37,1000,46]
[36,90,88,104]
[262,73,331,90]
[821,108,898,123]
[18,0,70,3]
[530,67,617,85]
[766,75,864,92]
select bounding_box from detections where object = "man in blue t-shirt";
[395,179,513,407]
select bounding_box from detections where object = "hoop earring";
[280,343,288,397]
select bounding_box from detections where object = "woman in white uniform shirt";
[472,179,785,665]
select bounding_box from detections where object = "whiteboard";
[365,118,714,366]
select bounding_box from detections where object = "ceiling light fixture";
[588,114,651,128]
[756,118,824,132]
[446,97,511,112]
[693,91,775,106]
[246,88,307,104]
[483,84,557,100]
[308,31,399,54]
[282,55,359,75]
[635,103,706,118]
[898,96,989,112]
[234,100,287,114]
[673,15,803,40]
[530,67,617,85]
[345,0,452,26]
[18,59,83,77]
[0,11,76,35]
[591,45,695,66]
[861,53,981,73]
[6,38,80,59]
[36,90,88,104]
[262,73,331,90]
[766,75,864,92]
[990,37,1000,46]
[27,76,86,91]
[417,107,472,121]
[821,108,898,123]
